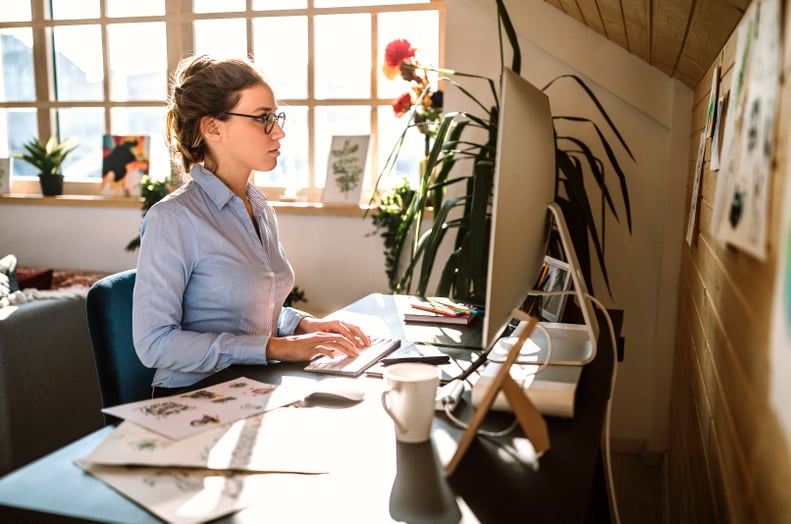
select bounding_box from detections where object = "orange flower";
[383,39,415,80]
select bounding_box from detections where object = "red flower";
[392,92,413,117]
[383,39,415,80]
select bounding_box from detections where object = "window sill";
[0,192,372,217]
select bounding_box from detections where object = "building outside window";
[0,0,443,201]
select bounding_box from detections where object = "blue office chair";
[86,269,154,423]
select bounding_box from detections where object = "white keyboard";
[304,337,401,377]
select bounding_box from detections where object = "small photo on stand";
[100,134,150,197]
[0,157,10,194]
[321,135,369,204]
[539,255,573,323]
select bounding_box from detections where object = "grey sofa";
[0,294,104,475]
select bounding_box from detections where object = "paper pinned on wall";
[711,0,781,260]
[686,132,708,244]
[704,66,720,139]
[710,3,755,244]
[710,94,726,171]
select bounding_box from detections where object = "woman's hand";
[265,318,371,362]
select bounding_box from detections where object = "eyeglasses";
[222,111,286,134]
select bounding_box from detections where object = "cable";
[441,318,554,438]
[528,289,622,524]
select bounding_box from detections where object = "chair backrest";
[86,269,153,418]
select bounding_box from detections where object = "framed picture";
[321,135,369,204]
[0,158,10,194]
[100,134,150,197]
[539,255,573,323]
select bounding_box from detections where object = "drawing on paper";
[102,377,285,440]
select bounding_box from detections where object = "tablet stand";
[445,314,550,475]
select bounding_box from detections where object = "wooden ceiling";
[542,0,751,87]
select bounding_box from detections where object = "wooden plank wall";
[668,3,791,523]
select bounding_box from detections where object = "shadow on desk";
[390,441,461,523]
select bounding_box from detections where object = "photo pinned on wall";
[321,135,369,204]
[0,157,10,194]
[101,134,150,197]
[538,256,573,323]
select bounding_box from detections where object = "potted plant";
[14,136,78,196]
[370,0,634,304]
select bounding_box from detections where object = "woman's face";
[214,84,286,176]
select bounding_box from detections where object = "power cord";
[527,289,622,524]
[438,291,622,524]
[442,322,555,437]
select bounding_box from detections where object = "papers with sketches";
[84,409,337,473]
[77,461,310,524]
[102,377,297,440]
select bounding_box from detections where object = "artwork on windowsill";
[100,134,150,197]
[0,157,10,194]
[321,135,369,205]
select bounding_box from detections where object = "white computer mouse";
[305,379,367,402]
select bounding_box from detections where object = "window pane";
[316,0,428,6]
[53,25,104,101]
[314,106,370,187]
[1,1,31,21]
[57,107,105,179]
[51,0,99,19]
[377,104,422,188]
[110,107,168,180]
[194,0,245,13]
[251,0,307,10]
[107,22,167,101]
[0,29,35,102]
[106,0,165,17]
[255,105,308,188]
[377,10,439,98]
[253,16,307,99]
[3,109,37,176]
[195,19,247,58]
[314,14,370,99]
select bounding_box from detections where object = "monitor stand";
[487,202,600,367]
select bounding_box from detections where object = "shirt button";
[269,272,275,278]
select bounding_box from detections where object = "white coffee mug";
[381,363,440,443]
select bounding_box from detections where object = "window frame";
[0,0,446,202]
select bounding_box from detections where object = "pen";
[380,355,452,366]
[411,303,464,317]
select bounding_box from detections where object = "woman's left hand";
[297,317,371,349]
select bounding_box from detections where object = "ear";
[200,116,222,142]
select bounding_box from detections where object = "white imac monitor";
[482,68,555,353]
[483,68,598,366]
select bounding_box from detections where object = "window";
[0,0,444,200]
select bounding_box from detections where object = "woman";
[133,55,370,393]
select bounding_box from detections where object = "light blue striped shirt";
[132,164,310,388]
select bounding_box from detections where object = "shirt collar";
[189,164,267,210]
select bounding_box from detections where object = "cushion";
[17,268,54,290]
[0,254,19,299]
